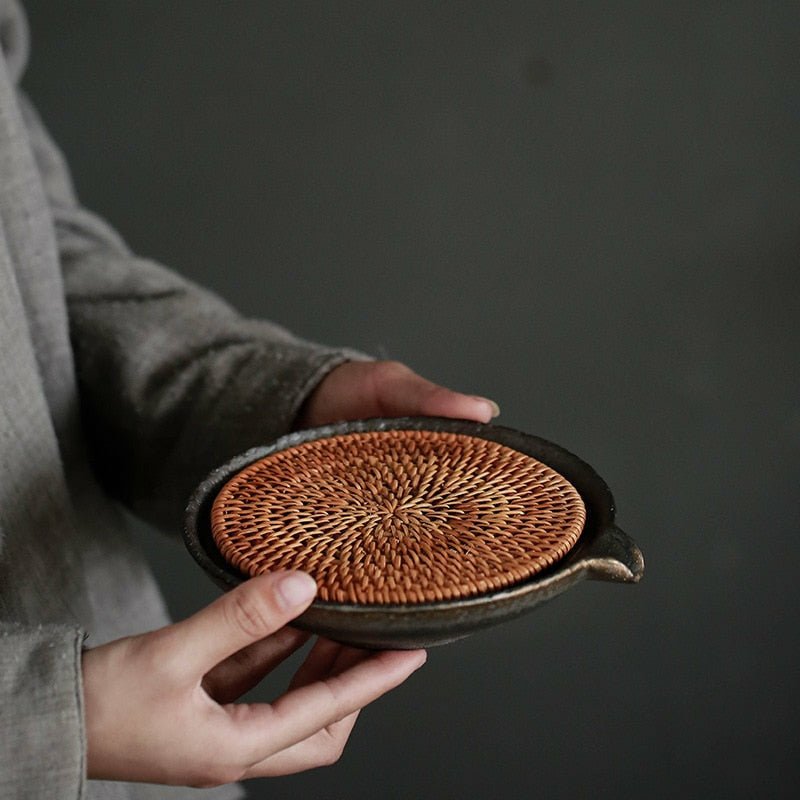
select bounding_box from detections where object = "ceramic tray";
[183,417,644,649]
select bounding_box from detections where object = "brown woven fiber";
[210,430,586,605]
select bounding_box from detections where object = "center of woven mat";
[210,429,586,604]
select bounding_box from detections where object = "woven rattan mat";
[210,429,586,604]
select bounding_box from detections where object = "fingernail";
[474,396,500,418]
[276,572,317,609]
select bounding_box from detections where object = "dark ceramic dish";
[183,417,644,649]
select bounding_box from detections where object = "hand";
[82,571,426,786]
[295,360,500,429]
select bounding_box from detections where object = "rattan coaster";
[210,429,586,605]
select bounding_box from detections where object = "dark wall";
[22,2,800,798]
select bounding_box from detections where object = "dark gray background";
[22,2,799,798]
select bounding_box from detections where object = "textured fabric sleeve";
[17,92,370,535]
[0,624,86,799]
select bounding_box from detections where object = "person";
[0,2,500,797]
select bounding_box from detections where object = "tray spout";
[581,525,644,584]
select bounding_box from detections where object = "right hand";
[82,571,426,787]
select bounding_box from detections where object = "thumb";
[169,571,317,678]
[375,366,498,423]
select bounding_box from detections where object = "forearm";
[66,244,366,531]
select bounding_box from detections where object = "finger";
[233,649,426,765]
[202,626,310,704]
[241,711,361,778]
[242,644,368,774]
[286,638,342,691]
[417,387,499,423]
[374,364,499,423]
[236,643,367,776]
[287,638,366,692]
[165,571,317,679]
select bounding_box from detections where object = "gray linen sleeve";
[0,625,86,799]
[64,247,366,535]
[18,93,370,535]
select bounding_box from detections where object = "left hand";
[294,360,500,429]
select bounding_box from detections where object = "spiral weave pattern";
[210,430,586,604]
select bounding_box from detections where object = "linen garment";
[0,2,365,797]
